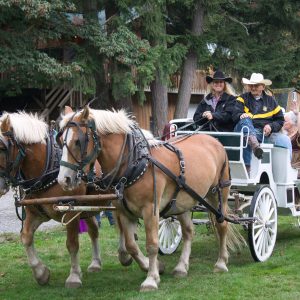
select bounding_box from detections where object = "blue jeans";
[234,118,292,165]
[95,210,115,226]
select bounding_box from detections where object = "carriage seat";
[193,131,249,183]
[271,146,297,184]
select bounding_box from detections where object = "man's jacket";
[232,91,284,133]
[193,92,236,132]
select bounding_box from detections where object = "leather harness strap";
[146,152,234,224]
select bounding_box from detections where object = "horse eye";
[75,139,81,147]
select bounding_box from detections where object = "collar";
[248,90,267,101]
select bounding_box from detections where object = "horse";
[0,111,103,288]
[57,106,244,291]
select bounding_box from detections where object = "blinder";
[59,118,101,179]
[0,131,26,183]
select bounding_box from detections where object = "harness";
[58,117,101,182]
[0,129,62,223]
[60,119,233,223]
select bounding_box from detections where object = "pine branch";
[225,14,259,35]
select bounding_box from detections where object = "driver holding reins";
[193,70,236,132]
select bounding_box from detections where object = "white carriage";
[158,118,300,262]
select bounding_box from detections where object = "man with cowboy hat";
[193,70,236,132]
[233,72,291,171]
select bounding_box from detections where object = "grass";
[1,215,300,300]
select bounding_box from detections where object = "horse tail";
[209,153,247,252]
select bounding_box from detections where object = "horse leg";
[119,213,149,271]
[115,212,133,266]
[21,209,50,285]
[213,184,231,273]
[213,217,229,273]
[140,205,161,292]
[85,216,102,272]
[172,211,194,277]
[65,218,82,288]
[117,214,165,274]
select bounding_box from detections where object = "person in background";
[95,210,115,227]
[193,70,236,132]
[233,73,291,171]
[283,101,300,177]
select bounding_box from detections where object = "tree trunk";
[150,70,168,136]
[174,0,204,118]
[82,0,110,109]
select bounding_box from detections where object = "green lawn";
[1,215,300,300]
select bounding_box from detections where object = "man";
[233,73,291,169]
[193,70,236,132]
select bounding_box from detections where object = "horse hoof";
[140,278,158,292]
[118,252,133,267]
[213,264,228,273]
[87,265,101,272]
[87,260,102,272]
[65,276,82,288]
[34,265,50,285]
[172,269,188,278]
[65,280,82,289]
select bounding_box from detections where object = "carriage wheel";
[158,217,182,255]
[248,185,277,262]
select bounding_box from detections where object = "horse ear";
[81,106,90,121]
[0,115,11,132]
[64,106,73,114]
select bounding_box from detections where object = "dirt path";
[0,190,59,234]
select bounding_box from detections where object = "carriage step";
[192,219,210,225]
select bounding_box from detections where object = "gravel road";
[0,190,58,234]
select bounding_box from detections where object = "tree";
[174,0,204,118]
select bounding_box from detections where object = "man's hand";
[202,111,213,120]
[240,113,250,119]
[263,124,272,136]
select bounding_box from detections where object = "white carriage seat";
[271,146,297,184]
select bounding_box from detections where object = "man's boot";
[248,135,264,159]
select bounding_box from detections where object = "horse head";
[0,112,49,196]
[57,106,99,191]
[0,114,15,195]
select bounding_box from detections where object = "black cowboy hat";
[206,70,232,84]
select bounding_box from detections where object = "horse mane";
[141,129,163,147]
[0,111,48,144]
[60,109,136,134]
[60,108,164,146]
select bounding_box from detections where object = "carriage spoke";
[254,227,264,241]
[253,223,264,230]
[266,207,275,221]
[256,231,264,254]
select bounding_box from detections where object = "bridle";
[57,116,101,181]
[0,131,26,186]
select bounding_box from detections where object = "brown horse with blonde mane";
[57,106,243,292]
[0,111,103,288]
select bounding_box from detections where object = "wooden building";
[0,70,209,130]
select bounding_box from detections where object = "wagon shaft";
[17,194,117,206]
[54,205,117,212]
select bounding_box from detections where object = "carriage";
[158,118,300,262]
[2,108,298,291]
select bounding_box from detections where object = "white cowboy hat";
[242,73,272,86]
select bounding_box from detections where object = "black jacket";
[193,92,236,132]
[232,91,284,132]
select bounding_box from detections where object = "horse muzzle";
[0,180,9,196]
